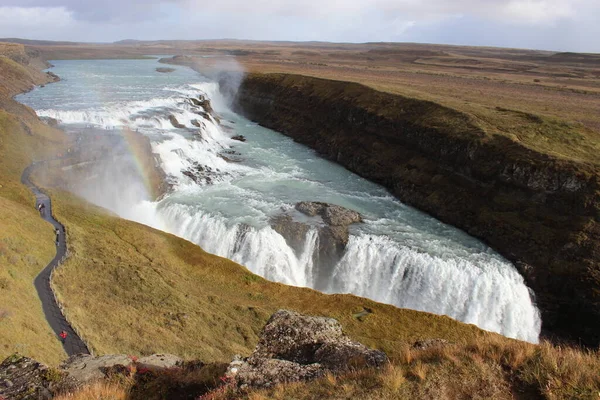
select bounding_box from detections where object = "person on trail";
[59,330,67,344]
[39,203,45,216]
[55,228,60,246]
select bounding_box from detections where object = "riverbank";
[230,72,600,346]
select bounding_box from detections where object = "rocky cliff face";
[232,73,600,346]
[271,202,363,290]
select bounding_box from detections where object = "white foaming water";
[17,58,542,343]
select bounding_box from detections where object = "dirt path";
[21,162,90,356]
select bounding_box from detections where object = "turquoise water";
[18,58,541,342]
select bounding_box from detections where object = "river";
[17,58,541,343]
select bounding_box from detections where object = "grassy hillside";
[0,43,68,365]
[40,187,484,362]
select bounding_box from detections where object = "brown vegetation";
[0,42,68,364]
[55,336,600,400]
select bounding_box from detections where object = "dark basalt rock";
[226,310,387,389]
[169,115,186,129]
[231,135,246,142]
[189,95,221,124]
[156,67,175,73]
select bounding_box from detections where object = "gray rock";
[272,202,363,289]
[295,201,362,226]
[60,354,134,385]
[0,354,61,400]
[137,354,182,371]
[169,115,186,129]
[270,215,311,253]
[226,310,387,389]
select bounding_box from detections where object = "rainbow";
[120,127,159,200]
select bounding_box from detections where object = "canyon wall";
[231,73,600,345]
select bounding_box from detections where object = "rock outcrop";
[226,310,388,389]
[271,202,363,290]
[60,353,183,385]
[189,95,221,124]
[0,354,59,400]
[233,72,600,346]
[169,115,185,129]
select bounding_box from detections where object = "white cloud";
[503,0,576,23]
[0,1,597,52]
[0,6,74,29]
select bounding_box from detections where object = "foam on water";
[17,59,542,343]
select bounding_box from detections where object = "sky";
[0,0,598,52]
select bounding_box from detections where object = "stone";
[0,354,61,400]
[169,115,186,129]
[137,354,183,372]
[231,135,247,142]
[296,202,362,226]
[60,354,134,385]
[271,202,363,289]
[270,214,311,253]
[226,310,387,389]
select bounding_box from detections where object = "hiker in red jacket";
[59,330,67,344]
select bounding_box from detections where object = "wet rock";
[296,201,362,226]
[270,202,363,289]
[169,115,186,129]
[270,215,311,252]
[0,354,63,399]
[189,95,221,124]
[231,135,247,142]
[156,67,175,73]
[226,310,387,389]
[191,119,202,128]
[181,162,223,185]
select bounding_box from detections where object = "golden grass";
[200,336,599,400]
[54,381,128,400]
[41,185,484,362]
[0,106,67,365]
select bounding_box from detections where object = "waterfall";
[23,64,542,343]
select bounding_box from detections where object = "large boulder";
[270,214,312,252]
[296,201,362,226]
[226,310,387,389]
[271,202,363,290]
